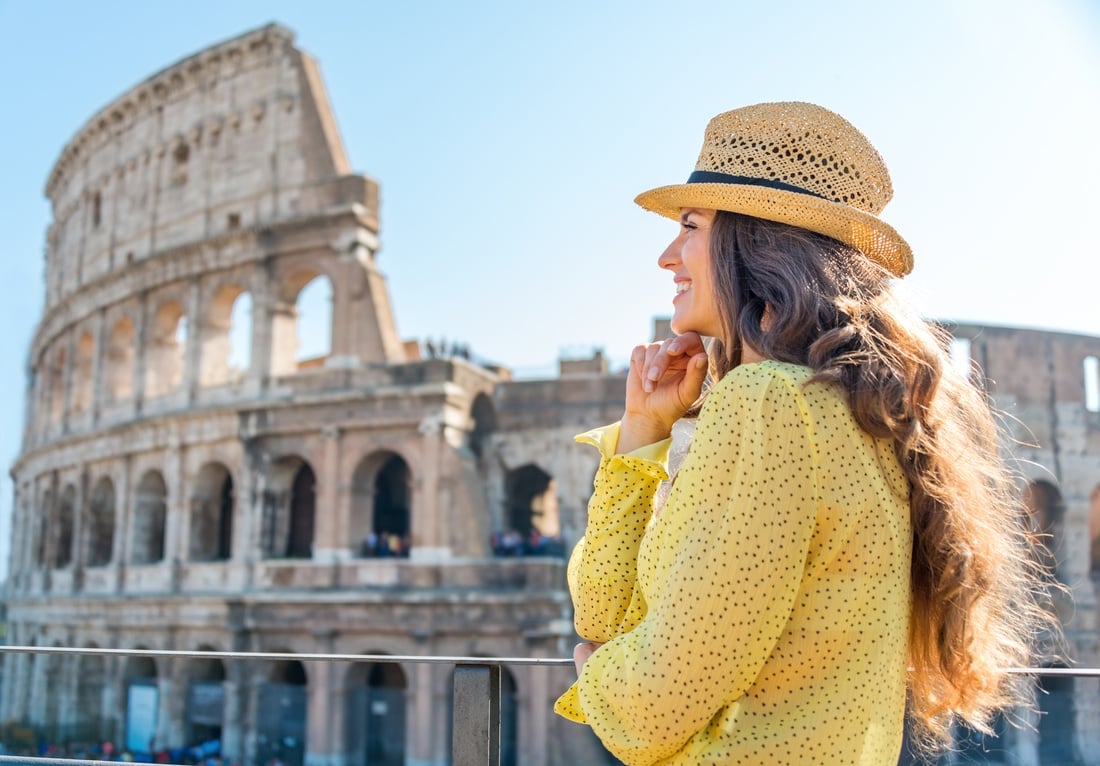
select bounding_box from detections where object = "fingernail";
[695,356,707,369]
[643,380,653,393]
[647,367,660,381]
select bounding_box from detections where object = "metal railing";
[0,645,1096,766]
[0,645,573,766]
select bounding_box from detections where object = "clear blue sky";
[2,0,1099,578]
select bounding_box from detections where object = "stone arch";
[123,650,159,754]
[189,462,234,561]
[35,489,53,567]
[1023,479,1065,580]
[262,457,316,559]
[53,483,76,569]
[132,470,167,564]
[72,330,95,415]
[85,475,116,567]
[145,299,187,397]
[199,283,252,387]
[502,464,560,548]
[106,315,135,401]
[75,644,106,743]
[469,393,497,459]
[258,657,308,766]
[185,647,226,748]
[271,270,332,375]
[346,659,407,766]
[351,452,411,558]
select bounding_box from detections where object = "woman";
[554,102,1057,764]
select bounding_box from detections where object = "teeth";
[676,282,691,294]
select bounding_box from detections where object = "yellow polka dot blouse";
[554,362,912,765]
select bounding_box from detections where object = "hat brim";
[634,182,913,277]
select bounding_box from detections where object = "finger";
[680,352,709,405]
[641,343,666,393]
[673,332,706,357]
[644,337,688,392]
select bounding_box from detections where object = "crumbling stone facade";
[5,22,1100,766]
[3,25,619,766]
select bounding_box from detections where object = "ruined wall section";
[41,24,360,312]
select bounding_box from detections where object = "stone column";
[159,657,187,749]
[313,426,346,561]
[303,630,337,766]
[411,414,448,561]
[248,260,274,383]
[408,659,436,766]
[184,277,203,403]
[132,291,149,415]
[164,438,187,590]
[91,307,107,425]
[60,328,76,434]
[115,455,133,590]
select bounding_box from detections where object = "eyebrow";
[680,208,702,224]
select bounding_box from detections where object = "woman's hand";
[617,333,709,453]
[573,641,603,674]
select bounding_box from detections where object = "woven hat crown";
[635,101,913,276]
[698,102,893,215]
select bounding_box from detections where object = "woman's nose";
[658,238,680,270]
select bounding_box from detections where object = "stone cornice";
[45,23,295,199]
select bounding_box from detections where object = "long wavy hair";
[705,210,1060,750]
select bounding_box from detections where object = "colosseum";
[3,22,1099,766]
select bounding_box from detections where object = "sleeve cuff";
[575,422,672,480]
[553,681,587,723]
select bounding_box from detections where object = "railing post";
[452,663,501,766]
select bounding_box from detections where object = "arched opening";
[85,476,116,567]
[257,658,307,766]
[351,453,412,558]
[1023,480,1065,580]
[295,275,332,367]
[146,300,187,398]
[497,464,562,556]
[106,316,135,401]
[48,346,66,425]
[199,284,252,387]
[124,652,159,755]
[54,484,76,569]
[186,650,226,750]
[347,661,406,766]
[262,458,315,559]
[469,393,497,460]
[132,470,167,564]
[190,463,234,562]
[271,271,332,375]
[75,646,106,743]
[72,331,95,415]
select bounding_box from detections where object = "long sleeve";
[567,423,672,643]
[556,363,911,765]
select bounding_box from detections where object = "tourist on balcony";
[556,102,1058,764]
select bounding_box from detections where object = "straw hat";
[635,102,913,277]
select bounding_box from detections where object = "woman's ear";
[760,303,775,332]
